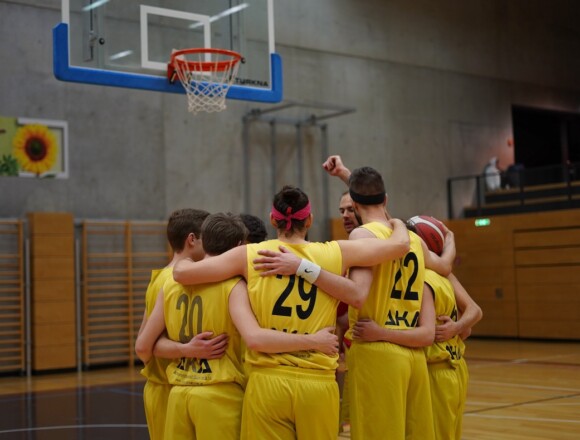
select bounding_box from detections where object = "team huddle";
[135,155,482,440]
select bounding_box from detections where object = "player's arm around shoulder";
[135,288,166,364]
[173,245,248,285]
[338,218,410,271]
[251,244,369,309]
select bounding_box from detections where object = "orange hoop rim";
[170,48,243,72]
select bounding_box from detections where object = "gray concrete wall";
[1,0,580,239]
[0,0,166,220]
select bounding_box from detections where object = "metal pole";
[321,124,330,240]
[242,116,250,213]
[243,101,356,221]
[24,239,31,377]
[75,238,82,372]
[296,124,303,188]
[564,162,572,204]
[447,178,453,220]
[270,121,277,198]
[476,175,482,216]
[518,168,525,205]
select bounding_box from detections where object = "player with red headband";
[173,185,411,440]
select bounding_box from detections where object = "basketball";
[407,215,446,255]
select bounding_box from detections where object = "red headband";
[271,202,311,231]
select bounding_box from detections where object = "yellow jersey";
[346,222,425,340]
[163,276,246,388]
[140,267,173,384]
[245,239,343,371]
[424,269,464,365]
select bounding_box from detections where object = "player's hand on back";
[310,327,339,355]
[352,319,384,342]
[435,315,460,342]
[253,245,301,276]
[388,218,406,230]
[182,332,229,359]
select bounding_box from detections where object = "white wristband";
[296,258,321,284]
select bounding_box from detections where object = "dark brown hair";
[240,213,268,243]
[201,213,248,255]
[166,209,210,252]
[272,185,310,234]
[349,166,386,197]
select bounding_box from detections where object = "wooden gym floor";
[0,338,579,440]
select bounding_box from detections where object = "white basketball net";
[172,50,242,115]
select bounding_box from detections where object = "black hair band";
[349,189,385,205]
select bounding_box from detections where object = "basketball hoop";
[168,48,243,114]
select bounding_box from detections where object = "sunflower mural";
[12,124,58,175]
[0,117,68,178]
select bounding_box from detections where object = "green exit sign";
[474,218,491,227]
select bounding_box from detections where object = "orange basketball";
[407,215,445,255]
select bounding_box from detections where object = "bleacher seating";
[464,180,580,217]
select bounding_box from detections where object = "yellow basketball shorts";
[338,345,350,430]
[339,370,350,430]
[164,382,244,440]
[456,357,469,439]
[428,358,469,440]
[143,380,171,440]
[347,341,435,440]
[241,366,339,440]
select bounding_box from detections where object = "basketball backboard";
[54,0,282,103]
